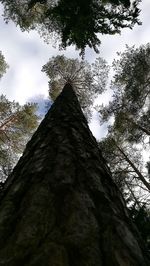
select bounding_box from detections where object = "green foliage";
[0,51,9,79]
[112,44,150,111]
[107,0,130,7]
[146,161,150,181]
[99,44,150,143]
[99,134,149,196]
[98,44,150,213]
[0,0,141,54]
[129,205,150,249]
[0,95,39,181]
[42,55,109,120]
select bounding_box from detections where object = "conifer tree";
[42,55,109,120]
[0,51,39,181]
[0,95,39,181]
[0,83,149,265]
[0,0,141,54]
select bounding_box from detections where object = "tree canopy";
[0,95,39,181]
[98,44,150,216]
[0,51,39,181]
[99,44,150,144]
[99,133,150,192]
[42,55,109,119]
[0,0,141,55]
[0,51,8,79]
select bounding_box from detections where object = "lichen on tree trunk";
[0,83,149,265]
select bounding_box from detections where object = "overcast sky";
[0,1,150,139]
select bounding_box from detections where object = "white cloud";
[89,110,108,140]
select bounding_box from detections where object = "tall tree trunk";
[0,84,149,266]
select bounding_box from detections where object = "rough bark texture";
[0,84,149,266]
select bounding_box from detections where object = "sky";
[0,1,150,139]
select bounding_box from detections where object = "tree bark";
[0,83,149,266]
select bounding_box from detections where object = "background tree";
[99,134,150,197]
[0,95,39,181]
[98,44,150,196]
[42,55,109,120]
[98,44,150,245]
[0,50,8,78]
[99,44,150,144]
[99,130,150,249]
[128,204,150,250]
[0,0,141,55]
[0,51,39,181]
